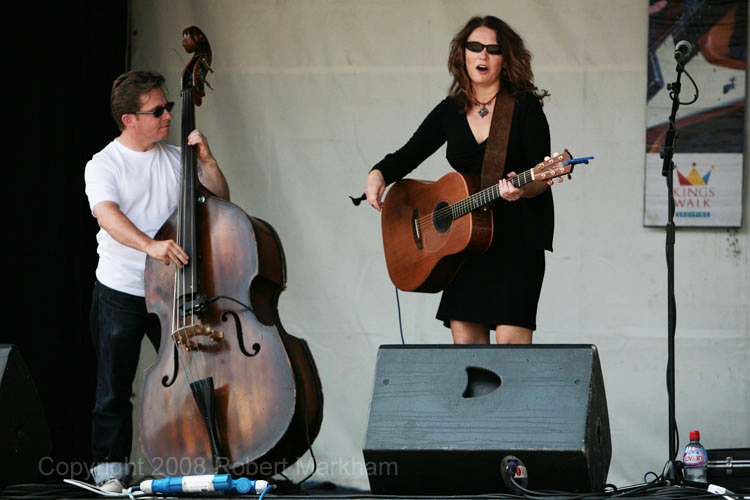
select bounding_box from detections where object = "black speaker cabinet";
[707,448,750,493]
[363,344,611,494]
[0,345,52,487]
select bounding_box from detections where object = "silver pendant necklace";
[476,94,497,118]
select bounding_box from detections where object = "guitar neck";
[451,168,535,220]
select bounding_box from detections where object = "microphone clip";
[674,40,693,62]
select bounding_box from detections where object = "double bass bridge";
[172,325,224,351]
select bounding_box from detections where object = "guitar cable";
[395,287,406,344]
[346,192,405,344]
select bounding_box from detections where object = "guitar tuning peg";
[567,174,572,180]
[547,180,554,186]
[557,177,564,183]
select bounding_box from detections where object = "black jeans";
[89,280,160,466]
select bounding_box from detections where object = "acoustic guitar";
[380,151,593,292]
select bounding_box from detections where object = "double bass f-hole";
[161,308,259,389]
[222,311,261,358]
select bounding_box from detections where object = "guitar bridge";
[411,208,423,250]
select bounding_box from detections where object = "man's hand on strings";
[188,129,216,167]
[145,239,189,268]
[94,201,189,268]
[187,129,230,200]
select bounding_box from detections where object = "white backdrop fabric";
[129,0,749,489]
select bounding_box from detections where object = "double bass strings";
[173,143,198,387]
[170,87,208,387]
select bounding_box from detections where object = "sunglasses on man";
[130,101,175,118]
[464,41,502,55]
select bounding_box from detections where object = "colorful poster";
[644,0,746,227]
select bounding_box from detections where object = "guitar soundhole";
[432,201,452,233]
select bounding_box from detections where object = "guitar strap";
[480,92,515,190]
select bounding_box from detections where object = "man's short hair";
[110,71,166,131]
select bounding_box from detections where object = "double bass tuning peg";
[199,59,214,75]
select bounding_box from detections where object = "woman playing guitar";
[364,16,554,345]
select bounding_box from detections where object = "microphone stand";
[659,58,684,485]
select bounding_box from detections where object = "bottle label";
[684,448,707,467]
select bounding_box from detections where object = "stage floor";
[0,480,743,500]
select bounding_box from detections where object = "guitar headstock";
[181,26,213,106]
[532,150,594,184]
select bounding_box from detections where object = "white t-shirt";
[84,139,182,296]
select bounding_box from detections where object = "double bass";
[139,26,323,476]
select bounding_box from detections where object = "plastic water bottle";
[682,429,708,483]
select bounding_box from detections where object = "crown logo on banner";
[675,162,715,186]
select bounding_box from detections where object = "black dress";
[373,92,553,330]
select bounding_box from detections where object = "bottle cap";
[689,430,700,441]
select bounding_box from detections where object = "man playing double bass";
[84,70,229,492]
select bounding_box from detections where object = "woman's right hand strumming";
[365,169,386,211]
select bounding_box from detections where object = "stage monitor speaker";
[0,344,52,487]
[363,344,611,494]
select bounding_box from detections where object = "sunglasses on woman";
[130,101,175,117]
[464,41,502,55]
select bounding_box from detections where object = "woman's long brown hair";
[448,16,549,112]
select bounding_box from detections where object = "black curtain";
[6,1,128,482]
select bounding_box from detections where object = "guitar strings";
[412,170,531,228]
[409,155,568,229]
